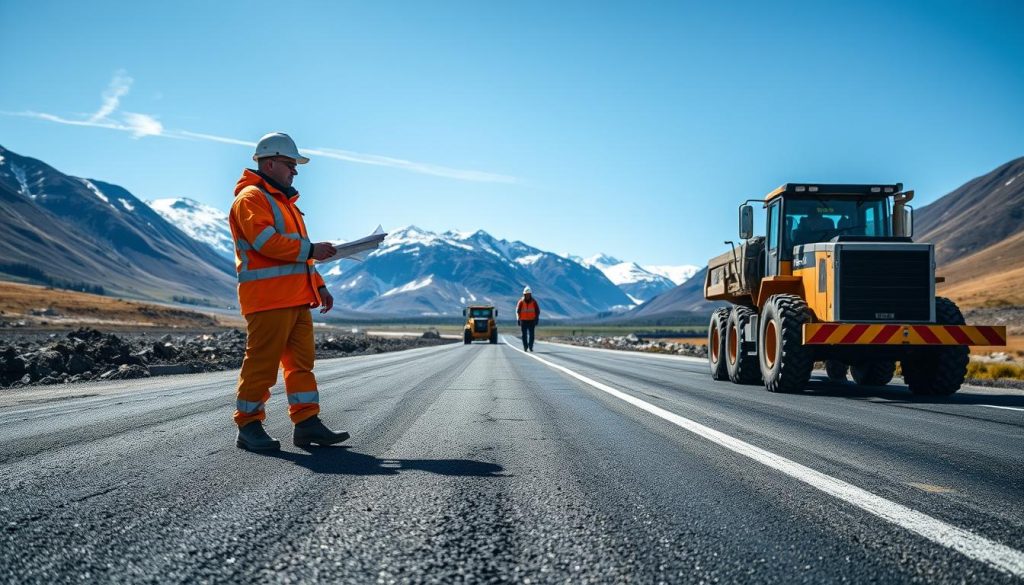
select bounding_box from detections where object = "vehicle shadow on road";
[804,377,1024,408]
[264,446,508,477]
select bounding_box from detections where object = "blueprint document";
[315,225,387,264]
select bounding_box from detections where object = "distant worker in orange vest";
[516,286,541,352]
[229,132,350,451]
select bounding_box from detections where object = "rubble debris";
[549,335,708,358]
[0,327,456,389]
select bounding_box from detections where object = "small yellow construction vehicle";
[463,305,498,344]
[704,183,1006,395]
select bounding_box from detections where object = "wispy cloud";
[300,148,516,183]
[88,70,132,123]
[10,70,166,138]
[7,72,517,184]
[15,110,164,139]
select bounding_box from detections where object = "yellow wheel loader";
[704,183,1006,395]
[463,305,498,344]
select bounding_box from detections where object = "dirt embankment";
[0,327,454,389]
[0,281,238,330]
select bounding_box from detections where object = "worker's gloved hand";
[517,320,521,327]
[311,242,337,261]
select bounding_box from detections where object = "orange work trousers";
[234,306,320,427]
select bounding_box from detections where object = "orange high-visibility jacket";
[517,297,539,321]
[229,169,326,315]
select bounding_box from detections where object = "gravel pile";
[0,327,454,389]
[549,334,707,359]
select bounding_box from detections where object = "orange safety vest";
[517,297,539,321]
[229,169,325,315]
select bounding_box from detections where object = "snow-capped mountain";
[643,264,700,286]
[148,198,234,261]
[571,254,678,303]
[0,144,235,303]
[321,226,634,318]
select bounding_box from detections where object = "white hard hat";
[253,132,310,164]
[523,286,532,294]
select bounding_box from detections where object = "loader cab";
[757,184,902,277]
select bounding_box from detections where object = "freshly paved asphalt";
[1,338,1022,583]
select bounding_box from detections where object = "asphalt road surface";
[1,337,1022,583]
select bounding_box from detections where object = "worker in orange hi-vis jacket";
[516,286,541,352]
[228,132,350,452]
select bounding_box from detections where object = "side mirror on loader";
[739,204,754,240]
[495,309,499,317]
[463,308,467,317]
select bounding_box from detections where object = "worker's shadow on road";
[265,447,507,477]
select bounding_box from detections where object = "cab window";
[783,197,892,253]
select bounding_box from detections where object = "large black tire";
[850,361,896,386]
[726,306,761,384]
[825,360,848,382]
[759,294,813,393]
[464,330,472,345]
[901,297,969,396]
[489,330,498,344]
[708,308,729,381]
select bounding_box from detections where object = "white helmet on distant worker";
[252,132,310,164]
[523,286,532,294]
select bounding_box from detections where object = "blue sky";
[1,0,1022,266]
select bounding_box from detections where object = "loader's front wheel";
[708,308,729,381]
[464,330,472,345]
[759,294,813,393]
[726,306,761,384]
[825,360,849,382]
[902,297,969,396]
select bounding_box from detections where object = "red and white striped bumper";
[803,323,1007,346]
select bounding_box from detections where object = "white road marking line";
[501,336,1024,577]
[531,340,1024,408]
[978,404,1024,412]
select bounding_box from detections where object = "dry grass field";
[665,336,708,347]
[971,335,1024,367]
[0,281,240,330]
[938,231,1024,308]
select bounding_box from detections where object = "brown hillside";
[915,156,1024,308]
[915,156,1024,266]
[937,230,1024,307]
[0,281,238,329]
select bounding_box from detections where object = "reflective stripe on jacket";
[230,169,326,315]
[517,298,539,321]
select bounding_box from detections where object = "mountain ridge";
[0,144,236,304]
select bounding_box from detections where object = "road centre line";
[500,337,1024,577]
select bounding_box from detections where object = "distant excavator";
[704,183,1006,395]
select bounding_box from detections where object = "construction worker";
[229,132,350,451]
[516,286,540,352]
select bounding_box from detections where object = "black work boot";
[293,416,350,447]
[236,421,281,451]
